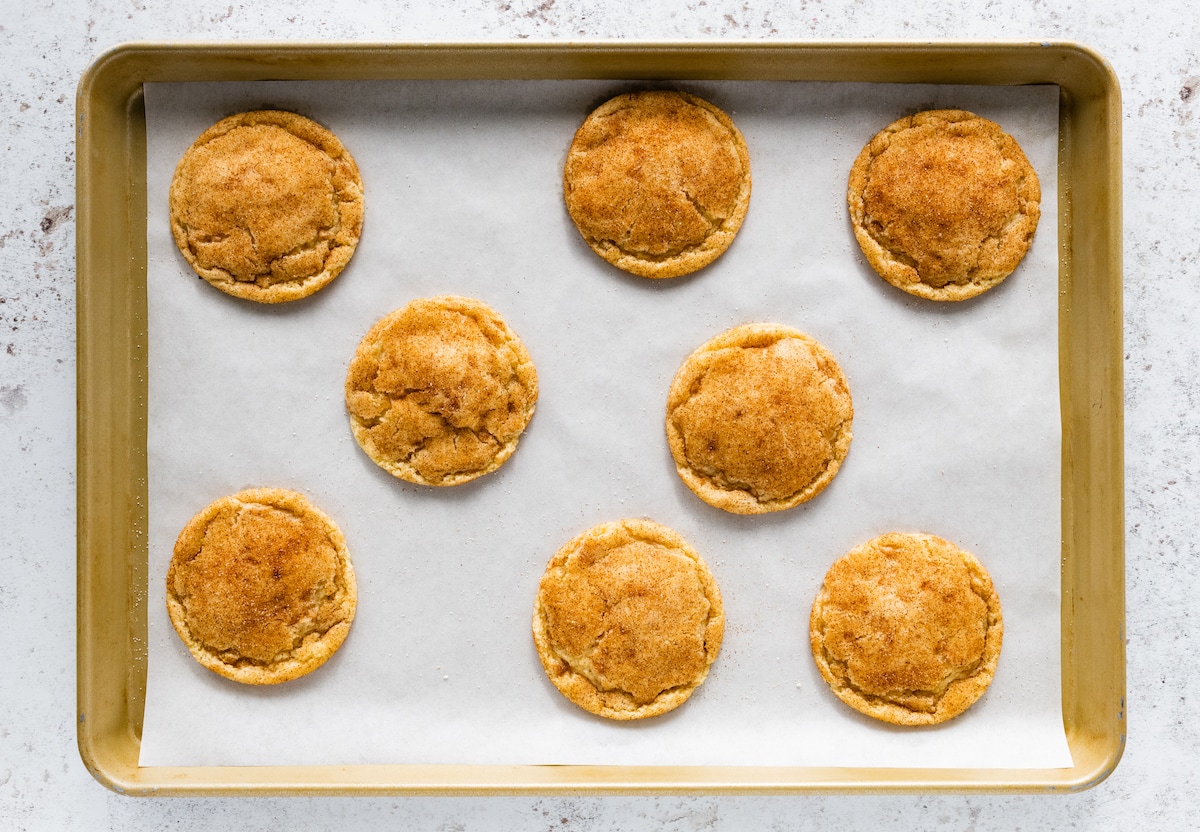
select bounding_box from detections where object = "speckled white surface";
[1,0,1196,828]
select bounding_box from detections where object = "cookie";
[563,90,752,279]
[532,518,725,720]
[166,488,357,685]
[169,110,364,303]
[847,109,1041,301]
[809,532,1004,725]
[345,295,538,486]
[665,323,853,515]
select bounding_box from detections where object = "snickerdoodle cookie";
[847,109,1041,301]
[166,488,357,685]
[809,532,1003,725]
[666,323,853,514]
[169,110,364,302]
[532,518,725,720]
[345,295,538,486]
[563,90,752,279]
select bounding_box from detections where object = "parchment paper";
[139,78,1071,769]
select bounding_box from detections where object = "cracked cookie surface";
[847,109,1040,301]
[532,519,724,720]
[166,488,357,685]
[563,90,751,279]
[809,532,1003,726]
[345,295,538,486]
[169,110,364,303]
[666,323,853,515]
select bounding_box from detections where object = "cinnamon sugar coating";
[532,519,724,720]
[169,110,363,302]
[809,532,1003,725]
[666,323,853,514]
[563,90,751,278]
[166,488,357,685]
[847,109,1040,301]
[345,296,538,486]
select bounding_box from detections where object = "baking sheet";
[138,78,1071,769]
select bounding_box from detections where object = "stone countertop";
[1,1,1194,829]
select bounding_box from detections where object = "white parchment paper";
[139,78,1071,769]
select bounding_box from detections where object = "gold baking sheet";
[76,41,1123,795]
